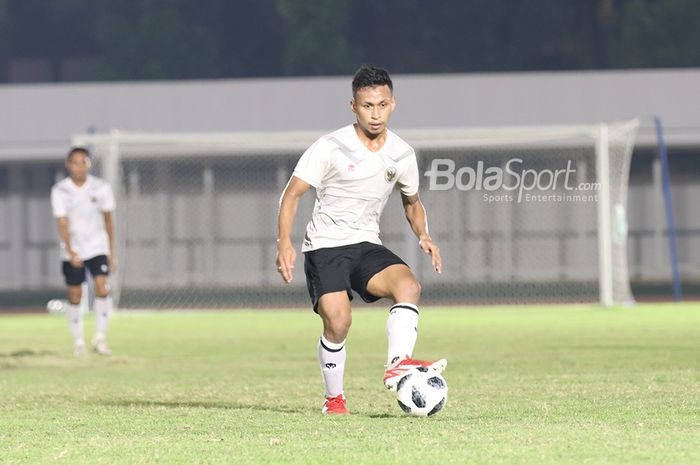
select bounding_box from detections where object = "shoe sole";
[384,358,448,391]
[92,346,112,356]
[91,339,112,356]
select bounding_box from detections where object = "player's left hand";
[109,255,117,272]
[276,239,296,284]
[419,238,442,274]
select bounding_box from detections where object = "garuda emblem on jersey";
[384,166,398,183]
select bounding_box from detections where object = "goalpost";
[72,120,639,309]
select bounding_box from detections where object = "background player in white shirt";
[276,66,446,414]
[51,147,116,356]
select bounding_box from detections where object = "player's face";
[351,85,395,138]
[65,153,91,181]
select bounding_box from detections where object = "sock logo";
[324,363,336,369]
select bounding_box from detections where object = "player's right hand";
[69,251,83,268]
[276,239,296,284]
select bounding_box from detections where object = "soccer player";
[276,65,446,414]
[51,147,116,356]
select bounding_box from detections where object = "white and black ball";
[395,366,448,417]
[46,299,66,315]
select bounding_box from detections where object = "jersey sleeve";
[100,183,116,212]
[292,139,331,188]
[51,186,67,217]
[397,151,419,196]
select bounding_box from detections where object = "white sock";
[318,335,346,398]
[94,296,112,339]
[66,303,84,344]
[386,303,419,365]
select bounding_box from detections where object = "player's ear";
[350,98,357,114]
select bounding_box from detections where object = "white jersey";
[50,175,116,261]
[293,124,419,252]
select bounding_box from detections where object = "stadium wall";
[1,69,698,306]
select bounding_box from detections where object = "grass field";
[1,303,699,465]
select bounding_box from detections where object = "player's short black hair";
[352,65,393,97]
[67,146,91,160]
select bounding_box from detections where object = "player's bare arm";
[401,193,442,274]
[56,216,82,268]
[276,176,311,283]
[103,211,117,271]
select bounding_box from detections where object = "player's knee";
[326,314,352,341]
[67,288,81,305]
[414,280,422,298]
[396,278,421,302]
[334,313,352,334]
[95,286,109,298]
[94,279,109,298]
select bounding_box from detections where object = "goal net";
[73,120,639,309]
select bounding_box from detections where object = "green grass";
[1,303,699,465]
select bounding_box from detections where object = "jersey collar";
[69,174,93,190]
[328,124,398,159]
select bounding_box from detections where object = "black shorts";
[303,241,407,312]
[62,255,110,286]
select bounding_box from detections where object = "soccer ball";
[46,299,66,315]
[395,366,448,417]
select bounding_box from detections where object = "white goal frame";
[73,120,639,308]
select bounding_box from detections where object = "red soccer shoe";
[322,395,349,414]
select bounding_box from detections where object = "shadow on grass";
[99,400,410,419]
[0,349,131,371]
[365,413,399,419]
[0,349,59,357]
[98,399,306,414]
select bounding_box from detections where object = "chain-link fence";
[73,123,638,309]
